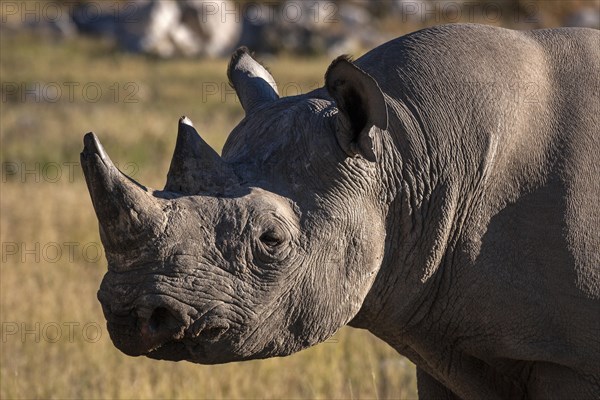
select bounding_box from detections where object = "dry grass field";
[0,33,417,399]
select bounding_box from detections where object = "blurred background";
[1,1,598,399]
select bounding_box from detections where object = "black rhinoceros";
[81,24,600,399]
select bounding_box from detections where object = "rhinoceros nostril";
[147,307,172,334]
[195,321,229,342]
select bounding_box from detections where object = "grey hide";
[81,24,600,399]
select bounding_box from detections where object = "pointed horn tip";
[179,116,194,127]
[82,132,108,161]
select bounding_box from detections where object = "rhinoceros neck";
[350,58,552,337]
[351,24,597,373]
[349,93,492,334]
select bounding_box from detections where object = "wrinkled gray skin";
[81,24,600,399]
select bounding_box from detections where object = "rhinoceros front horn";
[80,132,166,256]
[164,116,238,195]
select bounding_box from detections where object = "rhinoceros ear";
[227,47,279,114]
[325,56,388,162]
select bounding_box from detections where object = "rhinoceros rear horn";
[80,133,166,254]
[164,116,238,195]
[227,47,279,114]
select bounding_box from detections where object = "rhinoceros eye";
[259,230,284,247]
[253,221,294,265]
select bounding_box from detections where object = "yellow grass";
[0,33,417,398]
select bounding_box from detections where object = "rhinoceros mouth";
[100,294,185,351]
[99,289,240,361]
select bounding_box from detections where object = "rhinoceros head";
[82,48,389,364]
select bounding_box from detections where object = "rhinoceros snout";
[97,292,194,355]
